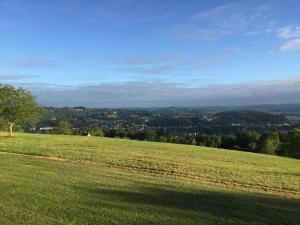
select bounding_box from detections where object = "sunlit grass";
[0,132,299,225]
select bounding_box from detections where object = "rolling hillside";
[0,132,299,225]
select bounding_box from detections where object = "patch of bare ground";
[0,151,66,162]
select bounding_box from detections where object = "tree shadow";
[75,185,300,225]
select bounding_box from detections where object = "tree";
[90,128,104,137]
[0,85,39,136]
[258,132,280,155]
[221,135,238,149]
[283,129,300,158]
[116,128,126,138]
[208,135,222,148]
[195,134,221,148]
[0,117,6,131]
[236,131,260,151]
[144,129,157,141]
[54,121,73,135]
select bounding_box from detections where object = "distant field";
[0,132,299,225]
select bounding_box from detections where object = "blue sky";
[1,0,300,107]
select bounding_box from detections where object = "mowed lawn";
[0,133,299,225]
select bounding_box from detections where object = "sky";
[1,0,300,107]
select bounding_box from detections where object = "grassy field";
[0,132,299,225]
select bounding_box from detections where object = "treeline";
[45,121,300,159]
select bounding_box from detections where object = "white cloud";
[277,26,300,39]
[279,39,300,52]
[277,25,300,52]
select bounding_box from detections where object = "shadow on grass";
[75,185,300,225]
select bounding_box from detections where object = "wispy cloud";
[0,0,23,11]
[125,66,176,75]
[164,3,275,41]
[0,74,39,81]
[99,53,226,76]
[279,39,300,52]
[104,53,182,66]
[277,25,300,52]
[81,0,176,26]
[0,60,57,69]
[277,26,300,39]
[193,3,247,31]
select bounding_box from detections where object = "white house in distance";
[39,127,55,132]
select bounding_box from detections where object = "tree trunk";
[9,123,14,136]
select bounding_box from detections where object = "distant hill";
[229,104,300,114]
[190,104,300,114]
[36,105,297,135]
[213,110,288,124]
[44,103,300,114]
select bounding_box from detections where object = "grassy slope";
[0,132,299,225]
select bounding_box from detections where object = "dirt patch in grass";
[0,151,66,162]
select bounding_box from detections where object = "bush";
[258,132,280,155]
[53,121,73,135]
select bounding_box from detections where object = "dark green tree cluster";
[48,125,300,159]
[283,129,300,158]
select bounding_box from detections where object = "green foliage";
[196,134,221,148]
[89,128,104,136]
[0,85,39,135]
[53,121,73,135]
[284,129,300,158]
[258,132,281,155]
[0,118,6,131]
[237,131,260,151]
[73,127,104,136]
[221,135,238,149]
[214,110,288,124]
[144,129,157,141]
[209,135,221,148]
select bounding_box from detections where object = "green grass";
[0,132,299,225]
